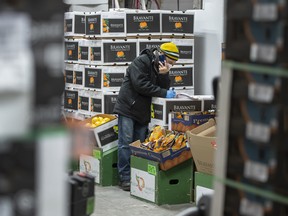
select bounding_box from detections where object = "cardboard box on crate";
[64,12,86,37]
[169,111,215,132]
[102,39,138,65]
[78,39,90,64]
[89,40,102,65]
[102,66,126,92]
[85,12,101,37]
[78,89,90,115]
[130,140,192,171]
[130,155,193,205]
[126,10,161,37]
[161,11,194,37]
[84,65,102,90]
[73,64,85,89]
[103,91,119,114]
[82,114,119,152]
[169,65,194,89]
[79,147,119,186]
[65,39,79,63]
[172,38,194,64]
[138,38,170,54]
[64,63,74,88]
[89,91,103,115]
[186,118,217,175]
[194,172,214,204]
[151,97,202,126]
[101,11,126,38]
[226,19,288,65]
[89,91,119,115]
[64,89,78,111]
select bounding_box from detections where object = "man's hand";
[159,61,172,74]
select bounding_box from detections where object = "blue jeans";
[117,115,148,182]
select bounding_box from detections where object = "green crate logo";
[147,164,156,176]
[93,150,102,159]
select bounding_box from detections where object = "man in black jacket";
[113,42,179,191]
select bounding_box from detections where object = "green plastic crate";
[93,147,119,186]
[130,155,193,205]
[194,172,214,204]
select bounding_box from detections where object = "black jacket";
[113,48,170,125]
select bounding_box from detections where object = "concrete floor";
[92,185,194,216]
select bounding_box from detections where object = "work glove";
[166,90,176,98]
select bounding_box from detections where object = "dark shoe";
[119,181,130,191]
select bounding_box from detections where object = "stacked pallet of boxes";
[63,11,124,186]
[211,0,288,215]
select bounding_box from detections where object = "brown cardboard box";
[186,119,217,175]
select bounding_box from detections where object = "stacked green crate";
[92,147,119,186]
[130,155,194,205]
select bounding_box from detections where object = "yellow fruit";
[91,124,97,128]
[92,117,97,124]
[104,117,110,122]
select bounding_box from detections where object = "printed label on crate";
[74,15,85,34]
[240,198,264,216]
[90,98,102,113]
[65,19,72,33]
[98,127,118,147]
[203,100,217,111]
[65,70,73,84]
[246,122,270,143]
[248,83,274,103]
[244,160,268,182]
[86,15,101,35]
[151,103,164,120]
[103,42,137,63]
[65,41,78,61]
[64,90,78,110]
[85,67,102,89]
[139,41,168,53]
[74,71,83,85]
[126,13,160,33]
[169,67,193,87]
[131,168,156,202]
[253,3,277,21]
[79,155,100,183]
[104,94,118,114]
[162,13,194,34]
[178,45,193,60]
[78,96,89,111]
[102,18,125,34]
[78,45,89,61]
[103,73,124,87]
[250,43,277,63]
[90,46,101,62]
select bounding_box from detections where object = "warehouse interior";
[0,0,287,216]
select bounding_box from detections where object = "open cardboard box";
[129,140,192,171]
[82,114,118,152]
[186,118,217,175]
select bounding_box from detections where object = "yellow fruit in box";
[91,124,97,128]
[104,117,110,122]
